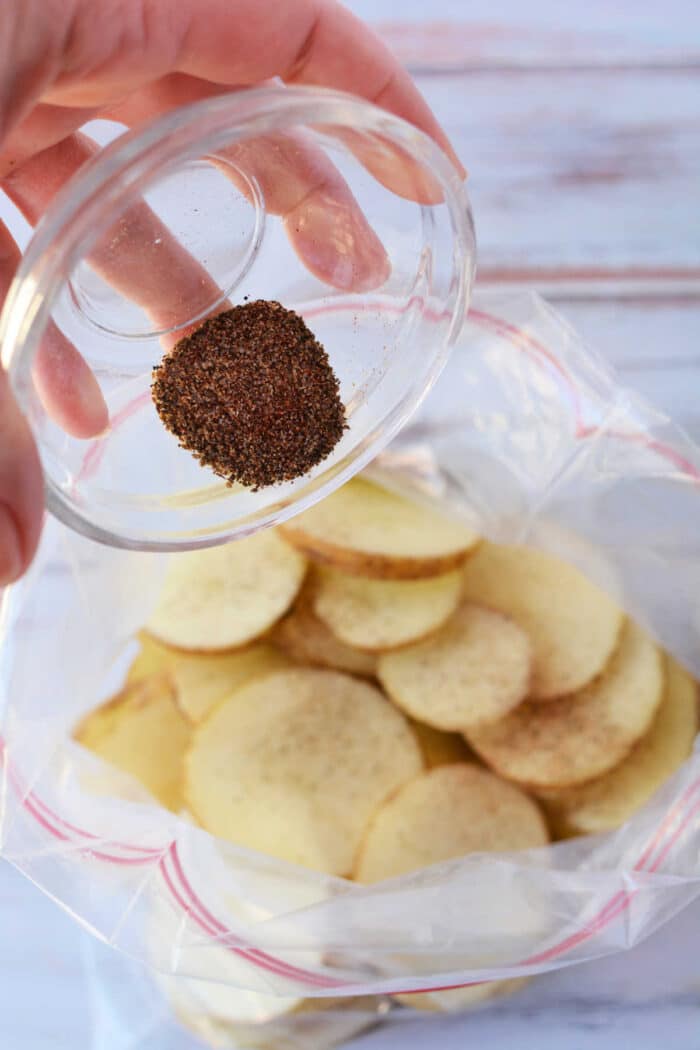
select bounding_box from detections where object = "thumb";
[0,219,44,585]
[0,367,43,585]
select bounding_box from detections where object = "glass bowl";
[0,85,475,550]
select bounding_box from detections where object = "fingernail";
[0,504,24,585]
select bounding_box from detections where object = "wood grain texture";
[344,4,700,296]
[415,70,700,292]
[348,1,700,69]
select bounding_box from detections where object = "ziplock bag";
[2,291,700,1048]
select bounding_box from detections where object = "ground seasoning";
[151,301,346,489]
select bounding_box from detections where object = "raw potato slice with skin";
[185,669,424,875]
[354,764,548,884]
[126,631,174,681]
[395,979,530,1014]
[312,567,464,652]
[466,621,664,791]
[173,645,291,724]
[355,764,546,1015]
[146,531,307,652]
[538,658,698,836]
[461,542,624,700]
[127,633,291,724]
[410,721,473,769]
[74,674,190,812]
[270,590,377,678]
[377,604,532,730]
[280,478,479,580]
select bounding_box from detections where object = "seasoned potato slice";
[75,674,190,811]
[467,622,664,790]
[312,567,463,651]
[281,478,479,579]
[378,605,531,730]
[186,669,423,874]
[128,633,290,724]
[355,764,548,884]
[462,543,623,699]
[271,598,377,678]
[146,532,306,651]
[539,658,697,835]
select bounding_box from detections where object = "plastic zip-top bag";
[2,291,700,1050]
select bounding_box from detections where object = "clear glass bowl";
[0,86,475,550]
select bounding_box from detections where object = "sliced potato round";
[146,531,306,652]
[185,668,423,874]
[173,645,291,724]
[126,631,174,682]
[395,978,530,1014]
[127,633,290,723]
[75,674,190,811]
[378,604,532,730]
[280,478,479,579]
[270,593,377,678]
[355,764,548,884]
[312,567,463,652]
[539,658,697,836]
[467,621,664,790]
[410,721,473,769]
[461,543,624,700]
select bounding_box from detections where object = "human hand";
[0,0,463,585]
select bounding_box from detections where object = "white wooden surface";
[2,2,700,1048]
[366,0,700,441]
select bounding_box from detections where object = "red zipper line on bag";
[161,842,345,989]
[3,731,700,994]
[393,775,700,995]
[0,737,347,989]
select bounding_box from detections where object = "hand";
[0,0,462,585]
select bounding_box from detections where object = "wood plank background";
[346,1,700,437]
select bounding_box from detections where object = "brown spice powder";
[151,301,346,490]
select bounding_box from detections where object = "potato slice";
[75,675,190,811]
[175,646,291,724]
[539,658,697,836]
[410,721,472,769]
[280,478,479,579]
[270,591,377,678]
[395,979,530,1014]
[378,604,532,731]
[355,764,545,1015]
[466,621,664,790]
[146,531,306,652]
[354,764,548,884]
[126,631,173,681]
[185,668,423,874]
[127,633,291,723]
[461,543,624,700]
[312,567,463,652]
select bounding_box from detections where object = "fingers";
[111,76,389,290]
[2,138,112,437]
[281,4,466,178]
[3,133,227,342]
[4,127,385,466]
[0,208,107,442]
[0,102,100,178]
[32,325,109,438]
[0,220,44,583]
[0,1,463,175]
[218,131,391,291]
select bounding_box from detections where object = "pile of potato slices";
[74,477,697,1011]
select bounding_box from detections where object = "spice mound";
[151,300,346,490]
